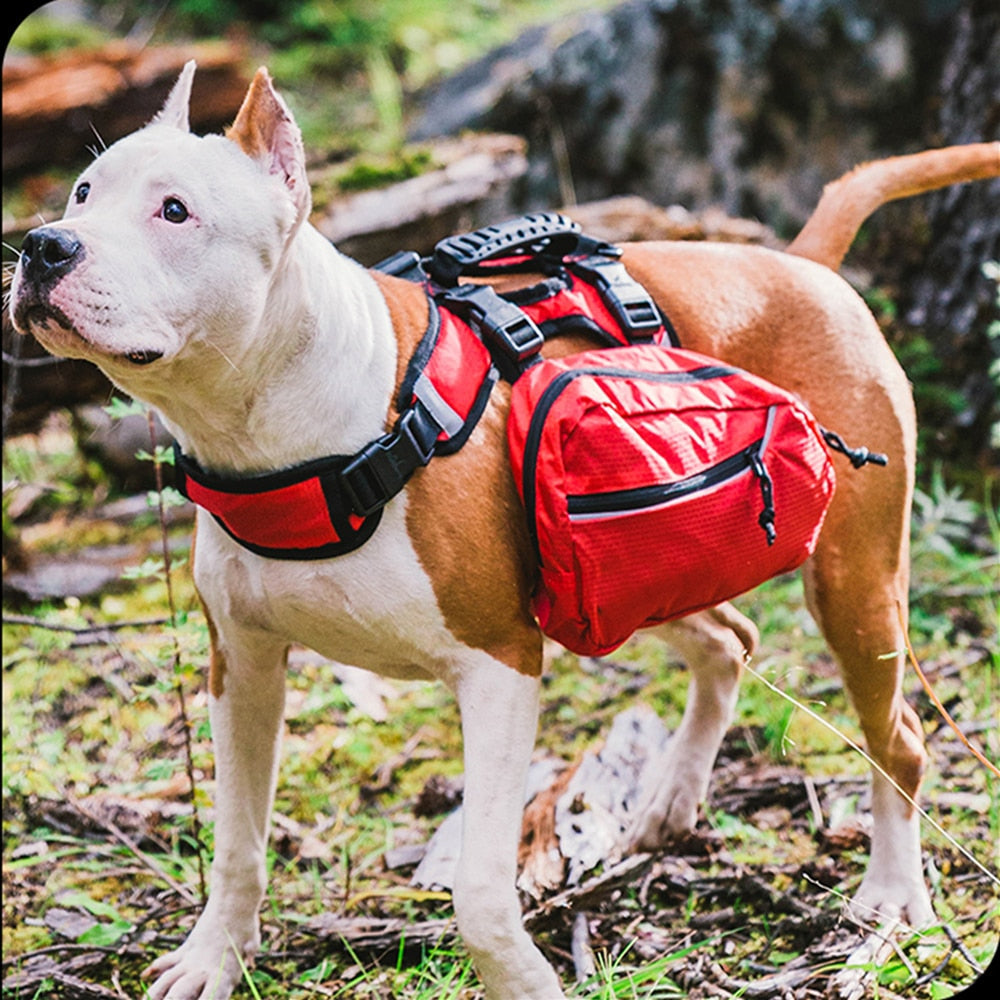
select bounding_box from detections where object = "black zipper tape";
[567,442,761,517]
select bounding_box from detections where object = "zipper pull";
[821,428,888,468]
[749,450,777,546]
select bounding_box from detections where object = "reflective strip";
[413,371,466,439]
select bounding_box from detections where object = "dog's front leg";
[450,657,565,999]
[145,629,288,1000]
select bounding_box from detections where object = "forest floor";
[2,417,998,999]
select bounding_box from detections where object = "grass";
[4,3,998,993]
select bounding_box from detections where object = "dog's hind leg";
[144,626,289,1000]
[803,504,934,927]
[802,381,934,928]
[449,654,566,999]
[629,603,758,848]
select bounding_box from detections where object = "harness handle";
[427,212,614,285]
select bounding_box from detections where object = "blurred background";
[4,0,999,472]
[2,6,998,998]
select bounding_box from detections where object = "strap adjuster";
[373,250,426,283]
[339,404,440,517]
[439,283,544,379]
[571,256,662,337]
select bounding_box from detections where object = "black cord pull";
[750,451,777,546]
[821,429,889,469]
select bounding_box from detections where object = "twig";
[4,612,171,632]
[147,409,207,902]
[67,797,197,905]
[803,773,824,831]
[293,914,456,954]
[571,912,596,983]
[523,853,654,930]
[1,348,68,366]
[703,957,820,998]
[912,923,986,986]
[744,663,1000,887]
[897,600,1000,778]
[830,917,904,1000]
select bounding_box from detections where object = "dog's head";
[9,62,310,386]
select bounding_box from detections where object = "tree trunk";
[896,0,1000,466]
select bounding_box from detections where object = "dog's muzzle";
[14,227,163,366]
[12,226,84,332]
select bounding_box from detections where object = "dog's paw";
[627,781,700,851]
[847,874,936,931]
[142,934,252,1000]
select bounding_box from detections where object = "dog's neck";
[123,224,398,477]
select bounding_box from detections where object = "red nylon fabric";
[508,345,836,656]
[423,272,666,438]
[519,274,636,346]
[184,475,342,550]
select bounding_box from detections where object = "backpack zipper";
[566,441,762,518]
[562,403,779,547]
[520,362,740,556]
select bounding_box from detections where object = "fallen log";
[2,40,250,174]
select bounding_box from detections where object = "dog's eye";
[161,198,189,224]
[74,182,90,205]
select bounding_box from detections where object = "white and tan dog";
[10,63,999,1000]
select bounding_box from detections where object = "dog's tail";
[786,142,1000,271]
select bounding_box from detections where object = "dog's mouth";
[123,349,164,366]
[17,302,164,367]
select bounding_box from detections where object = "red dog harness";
[174,214,675,559]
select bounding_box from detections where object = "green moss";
[335,149,435,192]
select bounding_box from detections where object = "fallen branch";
[4,612,171,633]
[2,949,134,998]
[296,914,456,955]
[524,853,654,931]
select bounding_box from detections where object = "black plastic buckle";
[339,405,439,517]
[440,283,545,372]
[572,256,662,337]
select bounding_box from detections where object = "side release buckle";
[571,256,662,337]
[339,403,440,517]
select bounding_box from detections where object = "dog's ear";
[152,60,196,131]
[227,68,311,225]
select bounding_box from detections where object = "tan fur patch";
[226,69,287,160]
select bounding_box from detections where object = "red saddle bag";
[507,345,837,656]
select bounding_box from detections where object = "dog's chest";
[193,500,459,680]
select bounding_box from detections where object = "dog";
[9,62,998,999]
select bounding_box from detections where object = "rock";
[410,0,961,233]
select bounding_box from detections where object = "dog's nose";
[20,227,83,285]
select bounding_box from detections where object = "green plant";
[983,260,1000,452]
[911,465,981,560]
